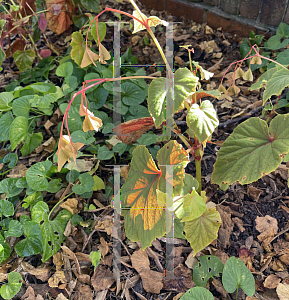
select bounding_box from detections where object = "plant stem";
[48,192,74,220]
[194,135,202,194]
[236,287,239,300]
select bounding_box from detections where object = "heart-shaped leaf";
[4,220,23,239]
[183,203,221,255]
[0,234,11,263]
[148,68,198,127]
[13,49,35,72]
[121,140,189,249]
[121,82,146,106]
[193,255,224,287]
[212,114,289,185]
[0,179,23,198]
[0,272,22,300]
[222,257,255,296]
[187,100,219,144]
[0,199,14,217]
[0,92,13,112]
[15,221,43,257]
[180,287,214,300]
[10,116,28,151]
[0,112,14,142]
[26,161,52,191]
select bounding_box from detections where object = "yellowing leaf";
[79,105,103,132]
[243,69,253,81]
[132,10,168,34]
[57,135,84,171]
[251,56,262,65]
[121,140,189,249]
[80,49,99,68]
[98,43,111,64]
[235,67,244,79]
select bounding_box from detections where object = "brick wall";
[138,0,289,36]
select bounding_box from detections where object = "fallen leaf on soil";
[55,294,68,300]
[280,254,289,265]
[112,117,155,144]
[212,278,228,298]
[216,206,234,248]
[53,252,64,271]
[48,270,67,288]
[255,215,278,242]
[7,164,27,178]
[91,265,114,293]
[21,262,50,282]
[270,259,285,272]
[232,217,245,232]
[239,247,255,272]
[61,246,81,275]
[121,166,130,181]
[99,237,109,257]
[60,198,78,214]
[264,274,281,289]
[162,263,194,292]
[131,249,163,293]
[248,186,262,201]
[273,239,289,255]
[95,217,113,235]
[21,286,36,300]
[73,284,93,300]
[276,282,289,300]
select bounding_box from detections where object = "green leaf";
[10,116,28,151]
[276,22,289,38]
[193,255,224,287]
[47,179,62,193]
[148,68,198,127]
[91,22,106,44]
[0,112,14,142]
[15,221,43,257]
[186,100,219,144]
[0,92,13,112]
[0,179,23,198]
[181,188,206,222]
[3,153,18,168]
[121,82,146,106]
[88,87,109,110]
[180,287,214,300]
[26,161,52,191]
[22,192,43,209]
[121,140,189,249]
[137,133,157,146]
[0,245,4,264]
[184,203,221,255]
[71,130,95,145]
[13,49,35,72]
[12,96,30,117]
[80,0,100,12]
[0,272,22,300]
[263,68,289,103]
[56,61,73,77]
[63,75,78,95]
[249,67,278,91]
[222,257,255,296]
[89,250,101,270]
[0,234,10,263]
[72,173,95,194]
[31,201,72,262]
[97,146,114,160]
[21,132,43,156]
[211,115,289,185]
[113,143,128,156]
[4,220,23,238]
[240,38,250,59]
[66,170,80,183]
[70,32,86,66]
[265,35,289,50]
[93,175,105,191]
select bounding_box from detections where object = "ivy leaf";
[0,112,14,142]
[21,132,43,156]
[10,116,28,151]
[26,161,52,191]
[186,100,219,144]
[31,201,72,262]
[0,272,22,300]
[184,203,221,255]
[263,69,289,103]
[148,68,198,127]
[3,153,18,168]
[193,255,224,287]
[121,140,189,249]
[0,92,13,112]
[12,96,30,117]
[0,179,23,198]
[13,49,35,72]
[121,82,146,106]
[222,257,255,296]
[0,234,10,263]
[211,115,289,186]
[180,287,214,300]
[72,173,94,194]
[4,220,23,239]
[15,221,43,257]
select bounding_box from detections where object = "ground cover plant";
[0,0,289,299]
